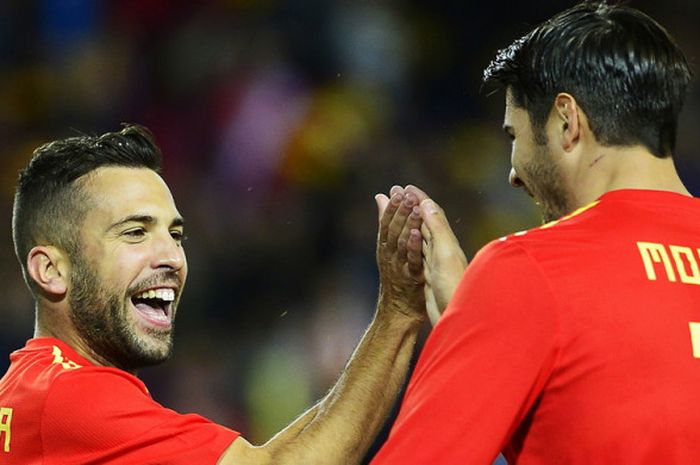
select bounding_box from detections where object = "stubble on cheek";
[520,155,572,223]
[68,259,175,371]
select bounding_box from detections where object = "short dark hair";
[13,124,162,292]
[482,1,693,156]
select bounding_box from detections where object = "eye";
[123,228,146,238]
[170,230,187,244]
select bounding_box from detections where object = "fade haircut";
[13,124,162,293]
[482,1,693,156]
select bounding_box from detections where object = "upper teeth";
[136,288,175,302]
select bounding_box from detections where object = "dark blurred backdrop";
[0,0,698,461]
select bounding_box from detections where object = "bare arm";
[219,187,426,465]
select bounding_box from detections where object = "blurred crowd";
[0,0,698,455]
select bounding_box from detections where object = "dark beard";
[523,145,572,223]
[68,253,174,372]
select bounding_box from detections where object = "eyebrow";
[108,214,185,231]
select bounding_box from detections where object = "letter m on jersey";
[637,242,700,359]
[637,242,700,285]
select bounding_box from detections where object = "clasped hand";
[375,185,467,325]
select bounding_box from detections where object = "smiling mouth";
[130,288,176,329]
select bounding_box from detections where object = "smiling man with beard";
[60,166,186,372]
[0,124,429,465]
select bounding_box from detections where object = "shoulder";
[42,365,238,459]
[469,199,609,275]
[45,365,155,421]
[495,199,603,248]
[41,365,157,436]
[445,232,561,326]
[51,364,150,397]
[443,205,603,319]
[2,341,149,404]
[17,341,239,463]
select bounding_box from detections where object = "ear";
[27,246,69,297]
[552,93,582,152]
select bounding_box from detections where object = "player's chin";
[129,311,174,351]
[539,202,567,223]
[133,331,174,365]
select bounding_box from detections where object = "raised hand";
[404,186,467,325]
[375,186,426,321]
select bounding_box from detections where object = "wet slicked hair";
[13,124,162,293]
[483,1,693,156]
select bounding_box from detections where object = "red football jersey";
[0,337,239,464]
[372,189,700,464]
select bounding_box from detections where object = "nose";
[152,231,186,272]
[509,168,524,188]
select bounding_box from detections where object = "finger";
[379,192,404,243]
[387,192,416,251]
[423,256,431,284]
[421,198,467,265]
[425,284,441,326]
[421,234,433,279]
[397,205,422,260]
[419,197,468,314]
[404,185,430,203]
[375,194,390,222]
[419,198,452,237]
[421,217,432,270]
[421,222,431,248]
[390,185,404,197]
[406,228,424,279]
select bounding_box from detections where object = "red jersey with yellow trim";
[371,189,700,465]
[0,337,238,464]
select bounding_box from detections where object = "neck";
[34,307,135,374]
[571,145,691,208]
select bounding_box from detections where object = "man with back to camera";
[371,2,700,464]
[0,124,430,464]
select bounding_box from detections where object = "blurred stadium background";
[0,1,698,462]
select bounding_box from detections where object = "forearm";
[264,307,422,464]
[221,188,428,465]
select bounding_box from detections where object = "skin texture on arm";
[218,186,426,465]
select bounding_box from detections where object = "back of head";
[13,124,162,294]
[483,1,693,156]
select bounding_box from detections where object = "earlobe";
[554,93,580,152]
[27,246,68,297]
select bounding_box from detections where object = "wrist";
[375,293,426,328]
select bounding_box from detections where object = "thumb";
[420,199,451,238]
[420,198,467,268]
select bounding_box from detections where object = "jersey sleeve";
[41,367,240,465]
[371,240,560,465]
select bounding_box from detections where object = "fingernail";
[423,200,437,214]
[391,193,403,205]
[411,206,420,218]
[404,194,416,207]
